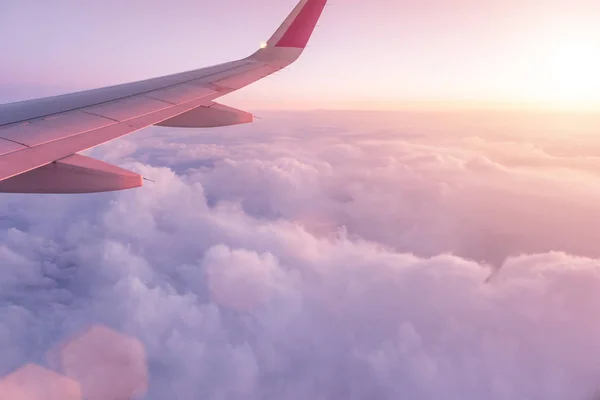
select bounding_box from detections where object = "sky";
[2,0,600,110]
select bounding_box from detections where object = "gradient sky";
[2,0,600,110]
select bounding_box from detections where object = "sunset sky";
[5,2,600,399]
[2,0,600,110]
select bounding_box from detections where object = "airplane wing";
[0,0,328,194]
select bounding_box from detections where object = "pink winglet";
[275,0,327,48]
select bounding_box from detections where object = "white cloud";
[202,245,285,311]
[1,110,600,399]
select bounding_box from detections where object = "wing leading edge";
[0,0,328,194]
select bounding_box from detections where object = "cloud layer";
[1,110,600,399]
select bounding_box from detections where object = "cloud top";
[1,110,600,399]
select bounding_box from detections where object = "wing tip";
[268,0,328,49]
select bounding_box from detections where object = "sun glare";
[543,39,600,106]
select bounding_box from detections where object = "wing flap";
[0,154,142,194]
[156,103,254,128]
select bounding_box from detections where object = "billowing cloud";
[1,110,600,399]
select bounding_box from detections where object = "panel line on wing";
[141,96,174,106]
[80,110,122,123]
[0,111,117,147]
[0,136,29,148]
[84,96,175,123]
[144,95,176,105]
[0,138,28,155]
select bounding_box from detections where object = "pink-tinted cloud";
[0,110,600,399]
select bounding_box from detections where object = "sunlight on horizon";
[534,33,600,109]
